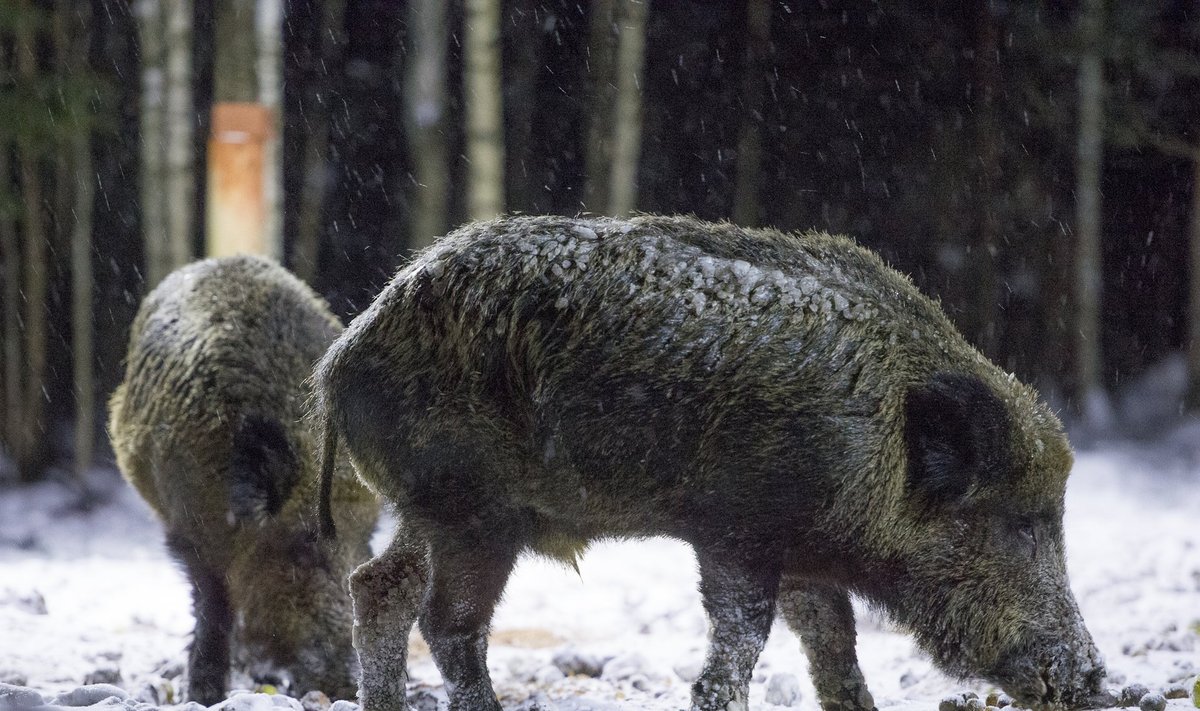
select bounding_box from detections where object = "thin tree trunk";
[607,0,648,217]
[164,0,194,269]
[293,0,345,282]
[1186,156,1200,411]
[71,131,96,484]
[732,0,771,226]
[0,156,21,476]
[972,0,1000,357]
[406,0,450,248]
[257,0,283,258]
[464,0,505,219]
[137,0,169,287]
[55,0,96,489]
[584,0,617,213]
[1073,0,1111,427]
[17,3,48,480]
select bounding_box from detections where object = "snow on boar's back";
[315,215,1105,711]
[109,256,378,705]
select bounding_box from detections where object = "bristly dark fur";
[316,215,1104,711]
[230,412,300,522]
[108,255,379,703]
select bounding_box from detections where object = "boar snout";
[993,634,1105,710]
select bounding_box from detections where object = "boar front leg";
[778,579,877,711]
[691,549,780,711]
[350,522,429,711]
[418,534,518,711]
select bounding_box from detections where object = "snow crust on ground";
[0,443,1197,710]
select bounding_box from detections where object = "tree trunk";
[972,0,1000,357]
[406,0,450,248]
[732,0,771,226]
[16,4,48,480]
[1186,156,1200,411]
[137,0,169,287]
[257,0,283,258]
[464,0,505,219]
[1073,0,1112,428]
[71,129,96,484]
[584,0,617,213]
[0,156,21,478]
[164,0,195,269]
[607,0,648,217]
[214,0,258,101]
[293,0,346,282]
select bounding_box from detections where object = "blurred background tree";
[1,0,1198,483]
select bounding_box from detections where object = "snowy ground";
[1,443,1197,711]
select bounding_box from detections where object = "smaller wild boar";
[109,256,379,704]
[316,215,1106,711]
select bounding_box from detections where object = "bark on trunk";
[0,157,21,476]
[17,5,48,480]
[257,0,283,258]
[972,0,1000,357]
[1073,0,1111,427]
[584,0,617,213]
[464,0,505,219]
[732,0,771,226]
[1186,156,1200,411]
[137,0,168,287]
[164,0,194,269]
[293,0,346,282]
[607,0,648,217]
[406,0,450,248]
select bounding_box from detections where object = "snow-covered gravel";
[1,443,1197,711]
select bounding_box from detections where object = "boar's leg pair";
[779,579,877,711]
[350,520,518,711]
[167,534,234,707]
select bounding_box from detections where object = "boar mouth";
[989,641,1105,711]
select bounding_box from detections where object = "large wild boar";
[109,256,379,704]
[315,215,1105,711]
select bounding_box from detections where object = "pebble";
[0,682,45,708]
[764,673,802,707]
[299,690,331,711]
[1090,687,1121,707]
[1138,692,1166,711]
[1162,682,1187,700]
[551,648,605,678]
[0,671,28,687]
[1121,684,1151,707]
[995,693,1014,708]
[130,678,174,706]
[327,701,360,711]
[83,668,122,687]
[52,684,129,707]
[964,698,986,711]
[600,653,649,683]
[405,687,443,711]
[939,693,965,711]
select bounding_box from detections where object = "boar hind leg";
[350,522,429,711]
[168,536,232,706]
[418,535,517,711]
[778,579,877,711]
[691,550,780,711]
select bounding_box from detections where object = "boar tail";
[318,415,338,540]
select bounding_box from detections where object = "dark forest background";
[2,0,1199,485]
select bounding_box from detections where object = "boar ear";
[904,372,1011,504]
[229,412,300,523]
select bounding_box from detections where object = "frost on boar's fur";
[314,215,1106,711]
[108,256,379,705]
